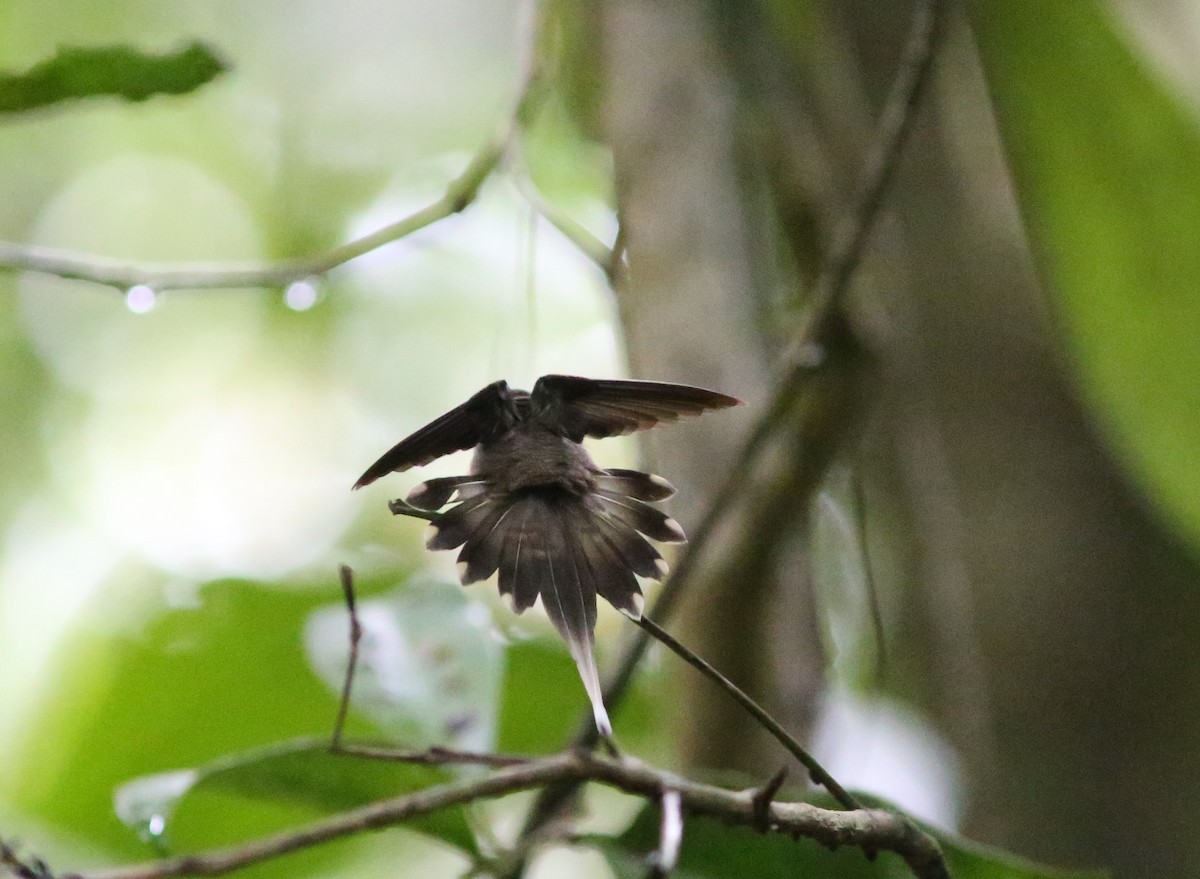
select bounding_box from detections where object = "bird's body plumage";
[355,374,740,735]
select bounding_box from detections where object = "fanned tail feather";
[595,492,686,543]
[425,493,497,550]
[420,470,689,737]
[594,468,676,502]
[550,516,609,736]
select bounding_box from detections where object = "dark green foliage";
[0,42,227,115]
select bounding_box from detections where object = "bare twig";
[0,145,505,292]
[750,765,790,831]
[606,215,628,285]
[1,842,60,879]
[332,743,532,769]
[68,750,946,879]
[852,469,889,683]
[330,565,362,750]
[507,144,615,273]
[634,615,860,811]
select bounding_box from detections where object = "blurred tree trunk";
[593,0,1200,875]
[596,0,834,773]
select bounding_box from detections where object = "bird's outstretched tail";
[414,472,685,736]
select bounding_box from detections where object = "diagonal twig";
[750,765,790,832]
[634,615,860,810]
[329,564,362,750]
[506,142,615,274]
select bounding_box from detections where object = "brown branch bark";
[55,751,946,879]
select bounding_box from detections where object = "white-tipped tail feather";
[418,470,686,736]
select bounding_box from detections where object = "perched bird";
[354,374,741,736]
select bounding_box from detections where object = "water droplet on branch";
[284,277,320,311]
[125,285,157,314]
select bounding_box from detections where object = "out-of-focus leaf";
[114,737,475,854]
[496,620,670,757]
[592,796,1108,879]
[0,42,227,115]
[496,637,588,753]
[1,579,383,863]
[969,3,1200,548]
[305,578,504,753]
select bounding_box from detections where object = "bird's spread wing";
[529,374,741,441]
[353,381,514,489]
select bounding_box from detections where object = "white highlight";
[80,375,356,580]
[284,278,320,311]
[125,285,157,313]
[619,592,645,620]
[649,474,676,494]
[424,522,441,548]
[592,699,613,737]
[813,688,963,828]
[658,790,683,872]
[664,517,686,541]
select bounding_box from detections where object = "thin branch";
[0,144,505,292]
[71,750,946,879]
[606,214,628,285]
[507,144,615,273]
[634,615,860,811]
[330,565,361,750]
[1,842,57,879]
[0,1,551,294]
[750,765,790,832]
[332,743,532,769]
[852,469,889,684]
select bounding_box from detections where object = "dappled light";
[2,2,1198,879]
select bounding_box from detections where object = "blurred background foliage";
[1,2,1199,879]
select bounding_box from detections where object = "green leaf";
[591,796,1107,879]
[496,638,589,753]
[0,42,227,115]
[3,579,363,860]
[968,3,1200,548]
[305,577,505,753]
[114,737,475,854]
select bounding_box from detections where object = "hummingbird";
[354,374,741,736]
